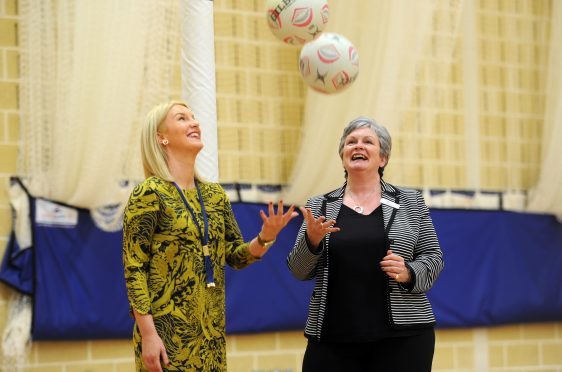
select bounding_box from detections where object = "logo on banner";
[35,199,78,227]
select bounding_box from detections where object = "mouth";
[351,153,367,161]
[187,131,200,139]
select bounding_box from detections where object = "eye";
[183,113,196,121]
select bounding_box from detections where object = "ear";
[156,132,166,144]
[380,156,388,168]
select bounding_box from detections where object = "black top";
[322,204,420,342]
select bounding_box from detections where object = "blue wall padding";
[428,209,562,327]
[1,197,561,340]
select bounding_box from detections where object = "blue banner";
[1,193,561,340]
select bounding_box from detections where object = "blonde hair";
[141,100,189,181]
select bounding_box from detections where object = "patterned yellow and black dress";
[123,176,258,371]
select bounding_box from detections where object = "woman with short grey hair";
[288,116,443,371]
[338,116,392,177]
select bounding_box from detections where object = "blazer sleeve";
[287,197,325,281]
[407,191,444,294]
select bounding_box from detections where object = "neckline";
[181,187,198,194]
[342,203,381,216]
[344,185,381,214]
[170,180,199,194]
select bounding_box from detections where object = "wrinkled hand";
[380,250,411,283]
[259,200,299,240]
[142,333,169,372]
[300,206,340,248]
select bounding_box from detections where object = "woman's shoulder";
[307,185,345,204]
[125,177,168,213]
[129,176,172,199]
[199,180,224,193]
[199,181,228,202]
[133,176,168,192]
[382,180,421,198]
[383,181,427,210]
[396,186,422,197]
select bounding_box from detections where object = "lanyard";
[172,180,215,287]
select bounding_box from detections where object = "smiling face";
[341,127,387,177]
[158,104,203,155]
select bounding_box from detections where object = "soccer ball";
[266,0,329,46]
[299,32,359,94]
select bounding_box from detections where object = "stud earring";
[162,139,169,145]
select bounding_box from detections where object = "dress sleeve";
[221,187,258,269]
[122,181,159,315]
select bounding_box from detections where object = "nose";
[190,119,200,128]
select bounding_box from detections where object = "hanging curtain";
[18,0,180,209]
[527,0,562,220]
[282,0,452,204]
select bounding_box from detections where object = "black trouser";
[302,328,435,372]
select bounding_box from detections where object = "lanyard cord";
[172,180,215,287]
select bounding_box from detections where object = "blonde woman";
[123,101,297,371]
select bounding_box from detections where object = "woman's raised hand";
[259,200,299,241]
[299,206,340,248]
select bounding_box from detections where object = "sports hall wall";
[1,0,562,371]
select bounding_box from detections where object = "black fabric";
[303,327,435,372]
[321,204,425,341]
[322,204,389,341]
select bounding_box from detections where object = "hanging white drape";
[180,0,219,182]
[527,0,562,220]
[18,0,179,209]
[282,0,441,204]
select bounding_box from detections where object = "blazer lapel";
[322,186,344,222]
[380,179,400,236]
[320,186,344,245]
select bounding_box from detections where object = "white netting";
[281,0,553,208]
[5,0,183,358]
[282,0,461,204]
[527,0,562,220]
[18,0,181,209]
[1,292,32,371]
[8,180,32,250]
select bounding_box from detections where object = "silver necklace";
[346,187,379,214]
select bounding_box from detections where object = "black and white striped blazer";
[287,179,444,341]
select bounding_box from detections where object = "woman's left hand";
[259,200,299,241]
[380,250,411,283]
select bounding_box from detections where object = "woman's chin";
[188,141,204,152]
[347,166,375,175]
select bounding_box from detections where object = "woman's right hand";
[142,333,169,372]
[300,206,340,248]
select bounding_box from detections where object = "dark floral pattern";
[123,176,257,371]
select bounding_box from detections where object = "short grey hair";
[338,116,392,177]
